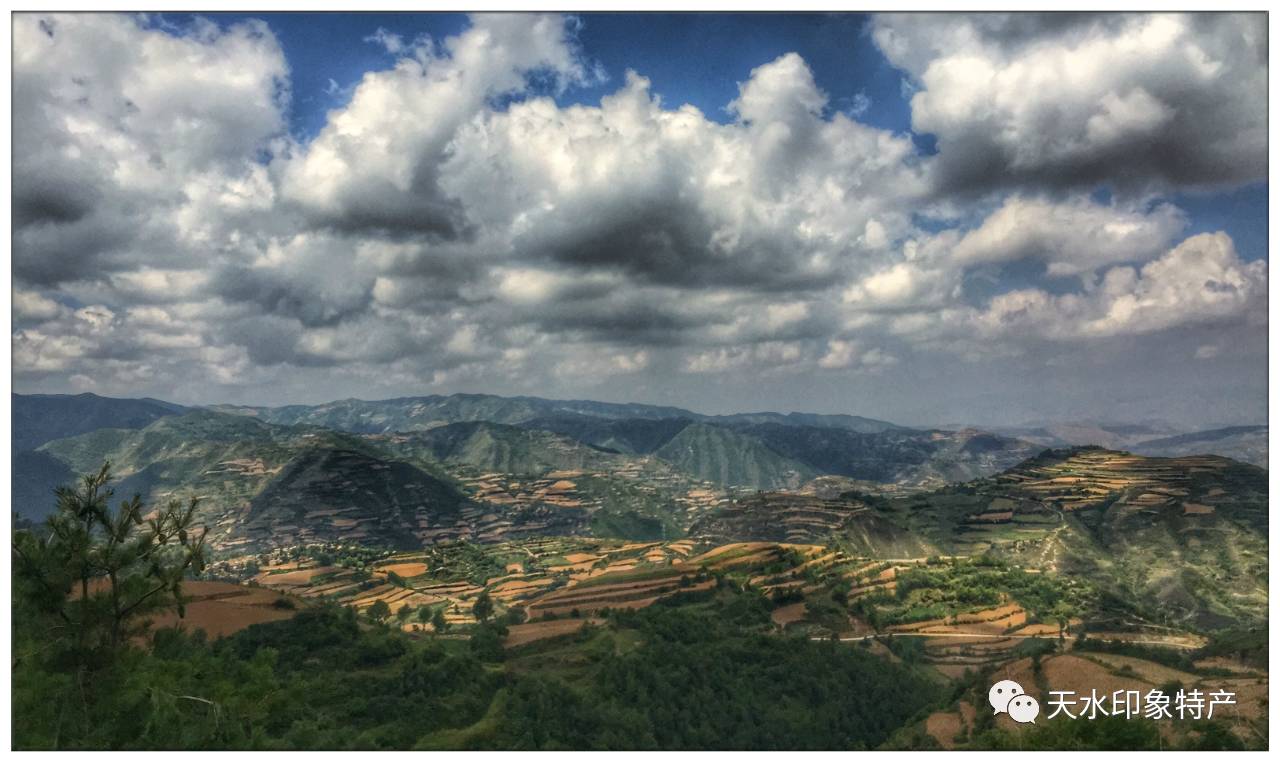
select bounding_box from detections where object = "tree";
[367,599,392,622]
[1051,602,1076,640]
[416,605,432,624]
[12,462,208,657]
[431,607,449,633]
[469,624,505,661]
[472,591,494,622]
[395,604,412,624]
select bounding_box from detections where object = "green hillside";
[734,423,1039,486]
[394,421,628,475]
[13,392,187,451]
[240,448,469,550]
[516,414,695,454]
[873,448,1268,629]
[11,450,75,520]
[23,412,466,550]
[654,422,816,489]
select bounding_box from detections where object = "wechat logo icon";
[989,680,1039,724]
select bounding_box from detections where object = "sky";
[11,12,1269,428]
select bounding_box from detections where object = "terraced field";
[239,536,1177,655]
[991,448,1242,512]
[242,538,729,631]
[145,581,302,639]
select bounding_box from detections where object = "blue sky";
[174,13,909,136]
[13,12,1270,426]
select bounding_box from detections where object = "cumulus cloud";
[873,12,1267,195]
[442,60,925,290]
[817,340,897,370]
[13,291,63,322]
[964,233,1267,341]
[844,193,1189,315]
[13,14,288,285]
[950,196,1186,276]
[279,13,596,236]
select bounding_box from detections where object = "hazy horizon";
[10,387,1266,433]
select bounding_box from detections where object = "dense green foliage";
[13,585,945,750]
[13,463,208,658]
[1198,627,1270,669]
[852,557,1090,628]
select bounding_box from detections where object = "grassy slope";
[654,423,815,490]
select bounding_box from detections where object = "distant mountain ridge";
[13,392,192,518]
[1131,425,1267,467]
[213,392,905,435]
[392,421,628,475]
[984,419,1268,468]
[987,421,1181,450]
[6,393,1094,509]
[13,392,187,451]
[1135,424,1266,447]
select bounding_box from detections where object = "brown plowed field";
[147,581,299,639]
[504,618,605,648]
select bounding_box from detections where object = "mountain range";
[11,393,1268,565]
[988,420,1268,467]
[10,393,1024,527]
[212,393,905,434]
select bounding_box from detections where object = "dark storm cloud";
[514,198,837,292]
[291,167,476,241]
[211,265,373,329]
[11,13,288,287]
[512,291,721,344]
[12,214,137,287]
[13,172,100,228]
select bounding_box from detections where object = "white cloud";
[969,233,1266,341]
[951,195,1186,276]
[873,12,1267,194]
[279,13,595,235]
[13,13,288,285]
[13,291,62,322]
[441,56,926,289]
[364,27,406,55]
